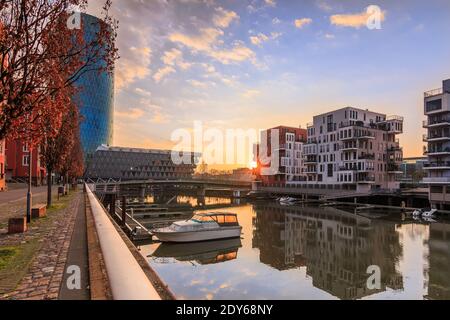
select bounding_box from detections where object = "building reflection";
[427,223,450,300]
[253,203,403,299]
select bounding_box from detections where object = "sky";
[88,0,450,169]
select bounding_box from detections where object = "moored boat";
[152,212,242,243]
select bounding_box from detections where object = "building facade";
[400,157,427,185]
[85,145,200,181]
[5,139,46,185]
[76,13,114,164]
[423,79,450,209]
[304,107,404,193]
[255,126,307,185]
[0,139,5,191]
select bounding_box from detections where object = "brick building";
[5,139,46,186]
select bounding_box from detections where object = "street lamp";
[26,146,32,223]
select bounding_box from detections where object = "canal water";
[138,201,450,300]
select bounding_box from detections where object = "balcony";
[358,153,375,160]
[304,156,317,164]
[423,177,450,184]
[424,147,450,156]
[424,88,443,98]
[357,177,376,184]
[423,133,450,142]
[423,118,450,128]
[423,162,450,170]
[339,166,358,172]
[387,164,402,173]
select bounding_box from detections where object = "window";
[23,143,29,152]
[23,155,30,166]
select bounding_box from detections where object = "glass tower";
[75,13,114,165]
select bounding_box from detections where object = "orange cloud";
[330,9,386,28]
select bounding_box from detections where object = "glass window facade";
[75,13,114,164]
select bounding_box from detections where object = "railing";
[423,118,450,127]
[359,153,375,160]
[85,184,160,300]
[386,115,404,121]
[423,162,450,168]
[424,88,443,98]
[424,147,450,154]
[423,177,450,183]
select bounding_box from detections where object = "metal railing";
[424,88,443,98]
[85,184,160,300]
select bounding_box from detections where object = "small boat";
[412,209,423,217]
[152,212,242,243]
[279,197,297,204]
[422,208,438,218]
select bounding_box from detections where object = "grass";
[0,247,20,270]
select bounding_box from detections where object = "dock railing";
[85,184,160,300]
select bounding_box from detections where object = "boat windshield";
[191,215,216,223]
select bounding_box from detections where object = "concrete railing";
[85,184,160,300]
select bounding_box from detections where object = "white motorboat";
[422,208,438,218]
[412,209,423,217]
[279,197,297,204]
[152,212,242,243]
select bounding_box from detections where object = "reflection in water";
[152,238,242,265]
[142,202,450,300]
[253,203,403,299]
[428,223,450,299]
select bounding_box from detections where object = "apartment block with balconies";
[423,79,450,209]
[304,107,403,193]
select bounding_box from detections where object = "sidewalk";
[0,191,84,300]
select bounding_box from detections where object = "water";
[139,202,450,300]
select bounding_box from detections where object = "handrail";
[85,184,160,300]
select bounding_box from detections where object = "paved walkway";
[0,192,82,300]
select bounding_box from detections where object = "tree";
[40,98,80,207]
[0,0,118,141]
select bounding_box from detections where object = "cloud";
[265,0,276,7]
[272,17,281,25]
[294,18,313,29]
[153,66,176,83]
[169,29,256,65]
[316,0,332,12]
[115,108,145,119]
[242,89,260,98]
[162,48,192,70]
[250,32,282,47]
[213,7,239,28]
[135,88,152,97]
[186,79,215,88]
[116,46,152,90]
[330,9,386,28]
[324,33,335,39]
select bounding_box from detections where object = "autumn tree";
[0,0,118,141]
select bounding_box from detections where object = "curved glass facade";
[75,13,114,163]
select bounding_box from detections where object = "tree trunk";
[47,168,52,208]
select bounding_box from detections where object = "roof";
[200,212,238,217]
[96,144,201,157]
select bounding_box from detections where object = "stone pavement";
[0,192,81,300]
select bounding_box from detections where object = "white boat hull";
[153,226,242,243]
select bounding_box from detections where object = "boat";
[422,208,438,218]
[412,209,423,217]
[279,197,297,204]
[152,212,242,243]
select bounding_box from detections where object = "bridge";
[87,178,252,198]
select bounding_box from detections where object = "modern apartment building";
[0,139,5,191]
[423,79,450,209]
[85,145,200,181]
[304,107,404,193]
[255,126,307,185]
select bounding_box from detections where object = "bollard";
[121,196,127,227]
[109,194,116,216]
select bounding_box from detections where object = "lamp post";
[26,146,33,223]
